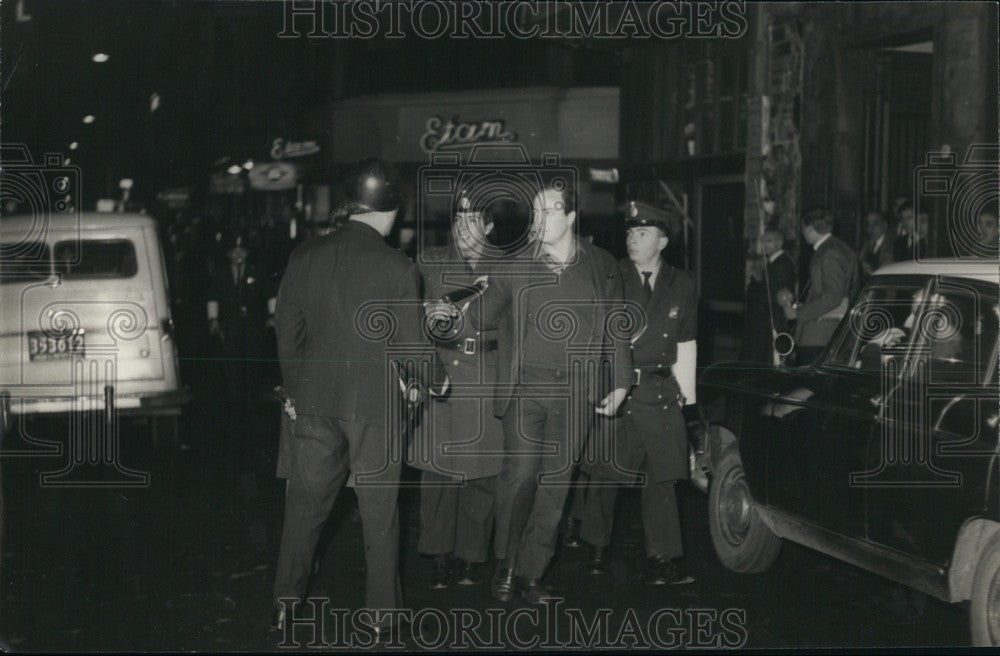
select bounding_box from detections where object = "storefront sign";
[271,137,321,160]
[419,116,517,153]
[249,161,298,191]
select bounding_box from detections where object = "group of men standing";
[268,158,700,637]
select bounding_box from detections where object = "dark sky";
[1,0,623,205]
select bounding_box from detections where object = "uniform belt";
[633,367,673,385]
[433,337,498,355]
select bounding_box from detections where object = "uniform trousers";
[418,471,496,563]
[272,415,402,613]
[579,475,683,559]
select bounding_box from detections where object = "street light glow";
[69,142,79,150]
[92,53,109,63]
[227,165,242,175]
[82,115,96,124]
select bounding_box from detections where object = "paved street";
[0,366,970,651]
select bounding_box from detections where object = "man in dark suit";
[778,209,860,365]
[459,179,633,604]
[859,210,894,278]
[206,232,275,493]
[741,224,796,365]
[578,201,699,586]
[411,192,505,590]
[271,159,447,634]
[892,200,925,261]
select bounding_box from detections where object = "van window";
[54,239,138,279]
[0,241,52,283]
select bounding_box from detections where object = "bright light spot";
[150,92,161,113]
[69,142,79,150]
[64,158,72,165]
[92,53,110,63]
[243,160,254,170]
[82,115,96,124]
[227,165,242,175]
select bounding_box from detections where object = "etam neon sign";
[420,115,517,153]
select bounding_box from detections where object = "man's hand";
[871,326,906,348]
[595,388,628,416]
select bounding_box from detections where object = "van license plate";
[27,330,86,361]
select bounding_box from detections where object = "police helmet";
[343,158,401,213]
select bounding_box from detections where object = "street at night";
[1,1,997,652]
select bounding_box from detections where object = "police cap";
[624,201,669,232]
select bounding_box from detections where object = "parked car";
[695,258,1000,646]
[0,213,188,422]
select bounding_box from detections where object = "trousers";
[272,415,402,613]
[418,471,496,563]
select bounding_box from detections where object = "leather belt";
[433,337,498,355]
[633,367,673,386]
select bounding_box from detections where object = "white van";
[0,213,186,417]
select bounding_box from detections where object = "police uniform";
[581,202,698,576]
[271,159,446,629]
[410,239,504,570]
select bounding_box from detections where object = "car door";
[766,278,934,539]
[864,277,1000,563]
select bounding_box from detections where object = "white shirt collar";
[873,235,884,251]
[813,233,832,251]
[634,260,661,289]
[767,249,785,263]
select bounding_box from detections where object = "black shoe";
[588,546,608,575]
[429,554,453,590]
[562,517,583,548]
[645,556,695,586]
[516,577,557,604]
[269,606,286,632]
[491,561,515,602]
[455,559,484,586]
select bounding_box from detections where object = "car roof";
[875,258,999,284]
[0,212,155,233]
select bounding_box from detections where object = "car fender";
[949,518,1000,602]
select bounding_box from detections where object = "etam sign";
[420,116,517,153]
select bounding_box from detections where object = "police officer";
[580,201,699,586]
[271,159,447,635]
[411,192,504,589]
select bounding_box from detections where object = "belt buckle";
[633,368,641,386]
[462,338,476,355]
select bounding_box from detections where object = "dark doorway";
[698,178,745,363]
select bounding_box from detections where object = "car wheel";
[709,448,781,573]
[971,534,1000,646]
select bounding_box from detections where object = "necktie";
[642,271,653,305]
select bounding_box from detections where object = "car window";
[0,241,52,283]
[53,239,138,279]
[826,280,932,372]
[919,278,1000,385]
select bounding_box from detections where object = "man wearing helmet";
[271,158,447,637]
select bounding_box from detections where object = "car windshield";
[53,239,138,279]
[0,241,52,283]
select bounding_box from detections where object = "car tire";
[709,448,781,573]
[970,534,1000,646]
